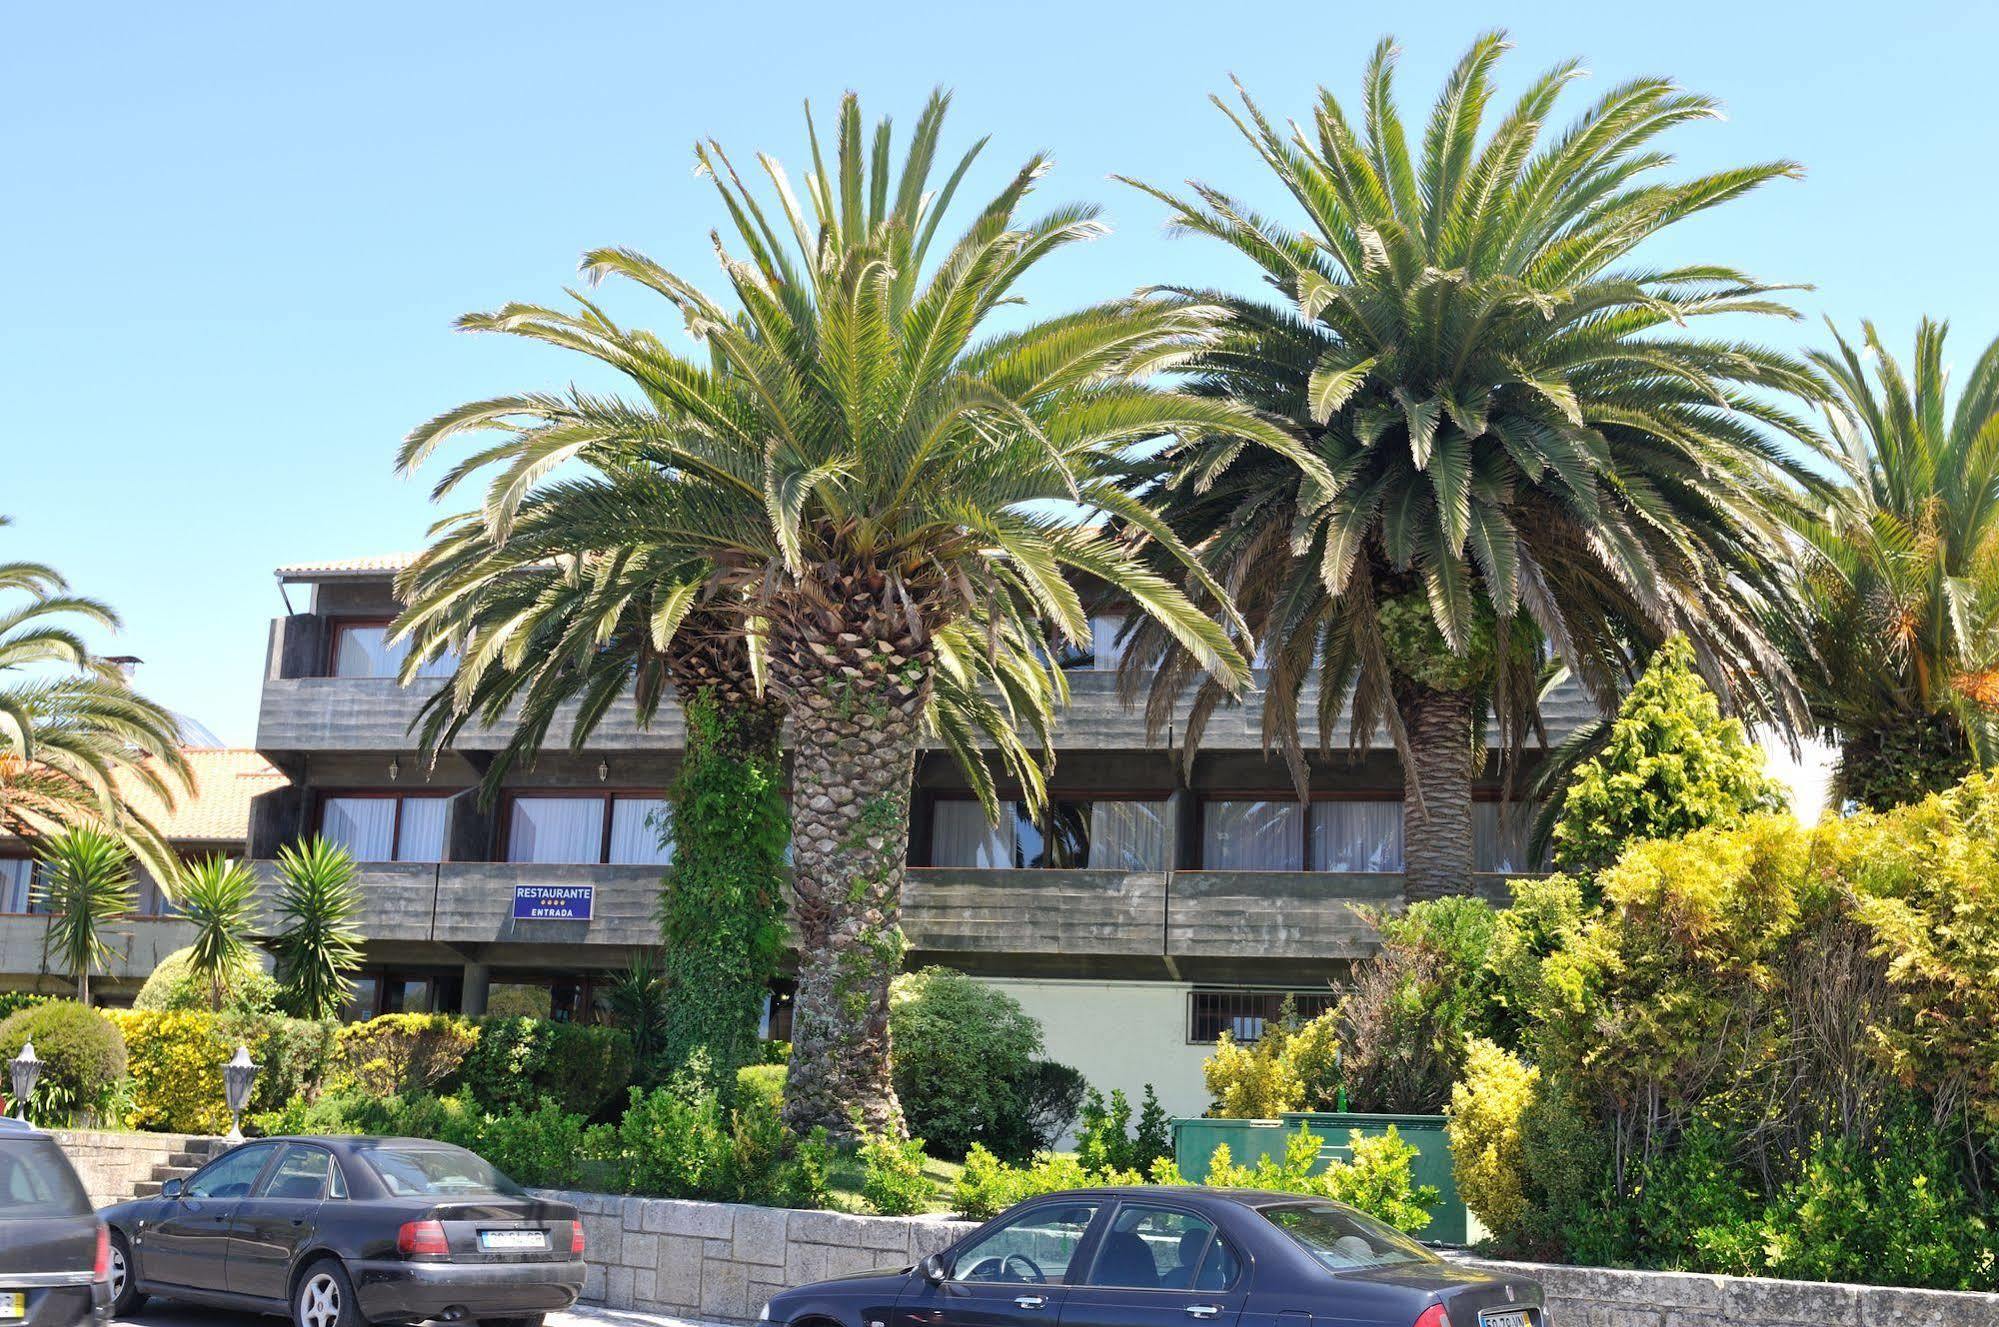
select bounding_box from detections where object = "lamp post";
[9,1042,42,1122]
[223,1045,260,1143]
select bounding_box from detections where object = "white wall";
[977,977,1212,1146]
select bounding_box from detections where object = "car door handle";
[1014,1296,1047,1310]
[1186,1307,1223,1320]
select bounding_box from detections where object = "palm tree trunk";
[1397,682,1476,900]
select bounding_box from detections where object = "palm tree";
[176,856,261,1012]
[269,837,364,1019]
[0,518,191,879]
[34,826,136,1004]
[1780,319,1999,809]
[1118,35,1825,897]
[394,90,1310,1134]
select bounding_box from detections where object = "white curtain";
[1310,801,1404,871]
[395,798,448,862]
[332,626,455,679]
[323,797,397,861]
[0,860,32,913]
[507,797,606,864]
[1090,614,1127,670]
[1088,801,1170,871]
[1474,801,1543,873]
[608,798,672,866]
[1202,801,1304,870]
[930,799,1013,867]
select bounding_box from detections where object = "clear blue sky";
[6,1,1996,744]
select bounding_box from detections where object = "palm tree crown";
[1120,35,1825,895]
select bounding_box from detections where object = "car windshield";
[360,1145,522,1198]
[0,1138,89,1218]
[1262,1202,1437,1271]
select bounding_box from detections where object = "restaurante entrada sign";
[511,884,594,921]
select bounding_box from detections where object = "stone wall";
[49,1129,220,1208]
[541,1191,1999,1327]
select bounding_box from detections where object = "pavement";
[116,1302,720,1327]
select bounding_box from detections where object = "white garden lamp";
[10,1041,41,1121]
[223,1045,260,1142]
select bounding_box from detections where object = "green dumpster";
[1170,1112,1475,1245]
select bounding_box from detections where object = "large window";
[505,794,671,866]
[329,621,457,680]
[1201,798,1403,871]
[1188,988,1340,1044]
[928,797,1169,870]
[321,795,449,863]
[0,859,37,914]
[1474,800,1549,874]
[951,1201,1101,1284]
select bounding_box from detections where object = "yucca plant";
[1119,34,1825,896]
[269,837,364,1019]
[33,826,136,1004]
[1782,319,1999,809]
[176,856,261,1012]
[394,90,1312,1134]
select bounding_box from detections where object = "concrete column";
[460,961,491,1017]
[444,789,496,862]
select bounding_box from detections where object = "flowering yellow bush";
[106,1010,234,1134]
[1446,1037,1537,1236]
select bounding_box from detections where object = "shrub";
[736,1063,787,1114]
[889,967,1046,1159]
[1205,1126,1436,1233]
[616,1081,729,1198]
[465,1101,611,1190]
[857,1125,933,1215]
[1016,1060,1088,1153]
[0,1002,125,1125]
[1076,1086,1173,1173]
[0,993,46,1021]
[105,1009,228,1133]
[1338,896,1499,1113]
[952,1146,1167,1221]
[460,1017,634,1119]
[134,947,277,1016]
[222,1012,342,1117]
[1204,1030,1301,1117]
[337,1014,478,1097]
[1446,1039,1536,1237]
[715,1087,831,1209]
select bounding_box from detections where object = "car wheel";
[107,1231,146,1317]
[292,1259,362,1327]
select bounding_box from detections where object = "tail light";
[571,1222,586,1255]
[397,1220,451,1258]
[92,1225,109,1284]
[1412,1307,1449,1327]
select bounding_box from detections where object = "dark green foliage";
[604,951,671,1086]
[1076,1085,1174,1173]
[0,1001,125,1123]
[1016,1061,1088,1157]
[1839,714,1975,812]
[889,967,1077,1160]
[1340,895,1501,1111]
[658,692,790,1087]
[0,993,45,1021]
[269,837,364,1019]
[459,1016,634,1119]
[220,1012,341,1118]
[134,947,277,1015]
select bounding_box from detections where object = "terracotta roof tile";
[275,553,417,582]
[113,749,289,845]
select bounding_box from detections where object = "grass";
[825,1147,966,1215]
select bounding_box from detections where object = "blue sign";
[512,884,594,921]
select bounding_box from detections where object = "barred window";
[1187,988,1339,1044]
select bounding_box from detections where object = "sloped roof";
[275,553,417,583]
[114,749,289,844]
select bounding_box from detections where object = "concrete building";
[0,748,289,1003]
[247,554,1582,1119]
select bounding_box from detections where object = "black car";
[764,1187,1544,1327]
[99,1135,585,1327]
[0,1117,110,1327]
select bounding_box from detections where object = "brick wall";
[48,1129,219,1208]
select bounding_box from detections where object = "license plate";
[1481,1312,1532,1327]
[0,1292,21,1319]
[479,1229,548,1252]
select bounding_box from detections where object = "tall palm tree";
[394,90,1310,1134]
[34,826,136,1004]
[1119,35,1825,897]
[269,837,364,1019]
[1787,319,1999,809]
[176,856,261,1012]
[0,518,191,879]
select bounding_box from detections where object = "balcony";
[0,915,197,992]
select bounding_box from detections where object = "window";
[1188,989,1339,1044]
[132,867,180,917]
[1202,801,1303,870]
[928,798,1170,870]
[505,795,671,865]
[321,795,449,863]
[1261,1201,1436,1271]
[361,1145,522,1198]
[952,1201,1101,1284]
[1088,1204,1238,1291]
[188,1143,279,1199]
[1308,801,1403,872]
[329,622,456,680]
[1474,801,1549,874]
[257,1145,333,1201]
[0,859,35,914]
[0,1138,89,1217]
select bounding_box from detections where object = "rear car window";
[361,1145,523,1197]
[0,1138,90,1217]
[1262,1202,1437,1271]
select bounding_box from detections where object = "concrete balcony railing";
[0,915,198,992]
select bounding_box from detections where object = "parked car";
[99,1135,585,1327]
[0,1116,110,1327]
[764,1187,1545,1327]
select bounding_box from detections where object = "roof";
[114,749,289,844]
[275,553,417,583]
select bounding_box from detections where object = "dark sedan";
[764,1187,1544,1327]
[0,1117,110,1327]
[99,1136,584,1327]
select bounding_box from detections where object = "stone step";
[131,1181,164,1198]
[149,1163,197,1182]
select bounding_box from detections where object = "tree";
[1551,635,1784,879]
[1119,34,1823,898]
[176,856,260,1012]
[1785,319,1999,810]
[0,518,190,879]
[394,91,1304,1135]
[33,826,135,1004]
[268,837,363,1019]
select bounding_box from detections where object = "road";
[116,1303,711,1327]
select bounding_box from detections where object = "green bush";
[134,947,278,1016]
[1203,996,1342,1116]
[1337,896,1499,1113]
[0,1002,125,1125]
[459,1017,633,1119]
[337,1013,478,1097]
[0,993,46,1021]
[714,1087,831,1209]
[736,1063,787,1114]
[1075,1086,1173,1173]
[463,1100,612,1190]
[1205,1126,1436,1233]
[616,1081,729,1197]
[223,1012,342,1117]
[953,1146,1164,1220]
[857,1125,933,1215]
[1446,1039,1536,1237]
[889,967,1076,1159]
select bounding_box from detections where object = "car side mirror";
[161,1179,183,1200]
[920,1253,948,1285]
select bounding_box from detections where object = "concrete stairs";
[130,1137,231,1198]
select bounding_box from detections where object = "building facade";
[249,555,1578,1119]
